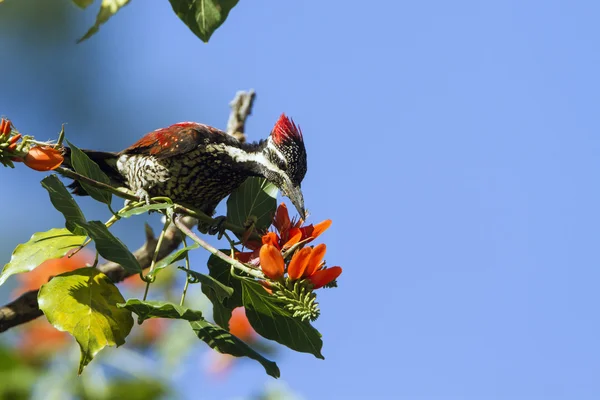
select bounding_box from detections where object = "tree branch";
[226,89,256,142]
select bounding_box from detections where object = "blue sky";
[2,0,600,399]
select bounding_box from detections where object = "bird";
[61,114,307,220]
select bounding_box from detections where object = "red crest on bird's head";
[271,114,303,145]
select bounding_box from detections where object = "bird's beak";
[286,185,306,220]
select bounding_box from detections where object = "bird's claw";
[198,216,227,239]
[135,188,151,205]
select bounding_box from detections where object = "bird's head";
[262,114,308,219]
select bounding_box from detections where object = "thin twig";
[173,215,264,280]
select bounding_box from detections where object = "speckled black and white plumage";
[62,114,308,217]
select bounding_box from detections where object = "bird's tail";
[60,148,124,196]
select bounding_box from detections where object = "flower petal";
[308,266,342,289]
[311,219,332,239]
[304,243,326,278]
[24,146,64,171]
[282,227,302,250]
[287,247,312,281]
[261,231,280,249]
[274,202,291,234]
[301,219,332,242]
[259,244,285,280]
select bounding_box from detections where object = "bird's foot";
[135,188,151,205]
[198,215,227,239]
[124,188,151,208]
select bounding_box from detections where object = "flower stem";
[143,216,170,301]
[179,236,191,307]
[173,215,264,280]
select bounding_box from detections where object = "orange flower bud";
[0,119,9,136]
[259,244,284,280]
[308,266,342,289]
[304,243,326,278]
[8,133,21,144]
[287,247,312,281]
[23,146,64,171]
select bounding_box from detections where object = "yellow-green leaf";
[77,0,131,43]
[0,228,86,286]
[38,268,133,374]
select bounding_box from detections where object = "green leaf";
[148,243,199,279]
[178,267,233,301]
[41,175,87,235]
[72,0,94,9]
[240,279,324,359]
[77,0,131,43]
[189,319,280,378]
[169,0,239,43]
[119,203,172,218]
[38,268,133,374]
[201,251,243,328]
[119,299,203,323]
[0,228,86,286]
[76,221,141,274]
[66,140,112,206]
[227,177,278,239]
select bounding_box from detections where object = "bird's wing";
[122,123,230,160]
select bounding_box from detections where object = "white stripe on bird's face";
[203,142,295,193]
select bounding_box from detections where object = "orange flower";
[22,146,64,171]
[259,244,284,280]
[287,242,341,288]
[259,240,342,289]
